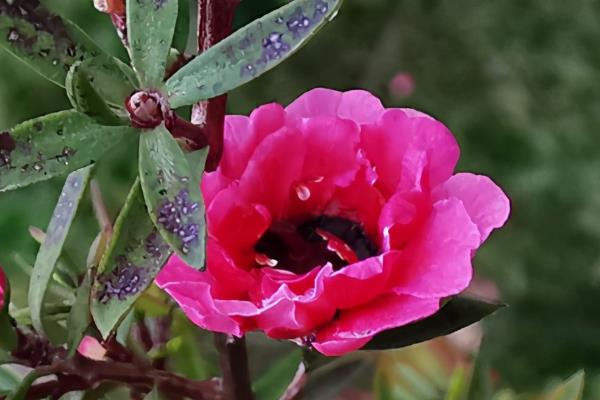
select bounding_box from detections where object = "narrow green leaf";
[185,147,209,182]
[28,165,94,335]
[139,125,206,269]
[253,349,304,400]
[303,355,370,400]
[65,55,137,124]
[0,110,134,192]
[362,297,504,350]
[66,61,124,126]
[0,1,104,87]
[0,366,20,397]
[67,272,92,356]
[166,0,343,108]
[444,367,468,400]
[127,0,179,87]
[6,369,40,400]
[172,0,190,53]
[544,371,585,400]
[167,312,218,380]
[91,180,172,339]
[466,347,493,400]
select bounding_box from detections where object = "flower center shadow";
[254,216,379,275]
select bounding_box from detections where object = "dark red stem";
[214,334,255,400]
[192,0,240,171]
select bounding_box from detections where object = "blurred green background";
[1,0,600,396]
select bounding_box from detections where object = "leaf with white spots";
[0,0,105,87]
[0,110,135,192]
[166,0,343,108]
[139,124,206,269]
[91,180,172,339]
[28,165,94,335]
[127,0,179,88]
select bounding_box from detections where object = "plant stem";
[214,334,255,400]
[192,0,240,171]
[24,355,223,400]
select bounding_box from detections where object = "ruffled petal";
[313,292,440,356]
[156,263,243,337]
[361,109,460,197]
[286,88,384,124]
[390,198,480,298]
[434,173,510,244]
[324,256,391,309]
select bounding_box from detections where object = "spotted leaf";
[0,0,105,87]
[166,0,343,108]
[28,165,94,335]
[127,0,178,88]
[91,179,172,339]
[0,110,135,192]
[139,124,206,269]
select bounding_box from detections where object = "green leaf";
[127,0,179,87]
[91,180,172,339]
[167,311,218,380]
[65,55,137,125]
[253,349,304,400]
[28,165,94,335]
[0,1,104,87]
[0,366,19,397]
[6,369,40,400]
[139,124,206,269]
[172,0,190,53]
[66,272,92,356]
[303,355,370,400]
[544,371,585,400]
[144,387,165,400]
[66,61,124,126]
[166,0,343,108]
[0,110,134,192]
[362,297,504,350]
[466,344,493,400]
[444,367,468,400]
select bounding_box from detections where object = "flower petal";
[313,292,440,356]
[324,256,391,309]
[361,109,460,197]
[221,104,287,180]
[434,173,510,244]
[156,263,243,337]
[286,88,384,124]
[238,127,306,218]
[390,198,480,298]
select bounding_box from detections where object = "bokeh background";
[1,0,600,397]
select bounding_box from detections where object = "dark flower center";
[254,216,379,275]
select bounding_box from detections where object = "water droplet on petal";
[295,184,311,201]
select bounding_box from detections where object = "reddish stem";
[192,0,240,171]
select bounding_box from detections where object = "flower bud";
[125,91,174,130]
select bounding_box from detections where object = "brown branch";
[214,334,254,400]
[191,0,240,171]
[24,355,224,400]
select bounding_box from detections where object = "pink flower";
[0,266,6,309]
[389,73,416,98]
[157,88,510,356]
